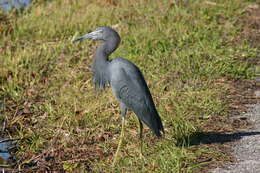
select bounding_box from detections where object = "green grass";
[0,0,258,172]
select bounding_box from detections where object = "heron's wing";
[113,68,163,136]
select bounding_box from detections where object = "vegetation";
[0,0,258,172]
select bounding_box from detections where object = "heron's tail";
[138,107,164,137]
[152,110,164,137]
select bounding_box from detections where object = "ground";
[0,0,259,172]
[212,90,260,173]
[212,4,260,172]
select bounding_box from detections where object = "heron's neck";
[92,38,120,89]
[95,38,120,62]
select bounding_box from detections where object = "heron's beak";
[72,30,102,42]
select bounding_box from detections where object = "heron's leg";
[112,103,127,167]
[138,119,144,157]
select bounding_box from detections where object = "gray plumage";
[73,26,164,137]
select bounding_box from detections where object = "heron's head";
[72,26,120,42]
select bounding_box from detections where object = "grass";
[0,0,258,172]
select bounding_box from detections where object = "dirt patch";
[239,4,260,48]
[212,90,260,173]
[191,79,258,173]
[16,133,115,172]
[0,13,13,35]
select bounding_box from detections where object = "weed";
[0,0,257,172]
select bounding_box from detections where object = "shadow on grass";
[176,131,260,146]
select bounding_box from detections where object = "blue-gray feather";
[109,58,164,136]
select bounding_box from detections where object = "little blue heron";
[73,26,164,166]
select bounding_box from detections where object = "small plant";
[0,0,257,172]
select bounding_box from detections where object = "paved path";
[212,90,260,173]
